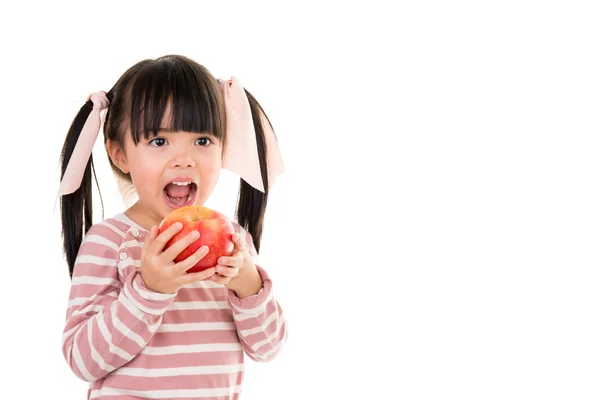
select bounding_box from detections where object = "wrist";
[141,271,176,295]
[126,272,177,316]
[229,264,263,299]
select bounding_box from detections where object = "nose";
[169,149,196,168]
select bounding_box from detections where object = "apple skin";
[159,206,235,273]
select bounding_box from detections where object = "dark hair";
[59,55,274,278]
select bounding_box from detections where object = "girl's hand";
[211,232,256,290]
[140,222,216,294]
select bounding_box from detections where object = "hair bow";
[219,76,284,193]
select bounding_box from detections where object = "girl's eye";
[196,137,212,146]
[149,138,166,147]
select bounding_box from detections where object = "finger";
[141,226,158,261]
[142,226,158,251]
[149,222,183,254]
[232,232,246,251]
[162,230,200,261]
[217,255,243,268]
[211,273,229,285]
[216,265,238,278]
[174,245,209,275]
[177,267,216,285]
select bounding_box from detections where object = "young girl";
[58,54,287,399]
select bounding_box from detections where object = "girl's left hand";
[211,232,255,288]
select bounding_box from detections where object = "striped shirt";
[61,213,287,399]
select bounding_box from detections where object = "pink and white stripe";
[62,214,287,399]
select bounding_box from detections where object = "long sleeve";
[61,222,176,382]
[227,227,288,362]
[227,266,287,362]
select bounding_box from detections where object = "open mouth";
[163,181,197,208]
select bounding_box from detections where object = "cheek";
[127,153,162,187]
[200,152,222,186]
[207,145,222,171]
[208,154,222,173]
[205,158,221,181]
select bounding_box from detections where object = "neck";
[124,201,163,231]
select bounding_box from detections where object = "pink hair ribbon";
[57,91,109,198]
[219,76,284,192]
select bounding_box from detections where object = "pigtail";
[234,90,274,253]
[59,100,103,279]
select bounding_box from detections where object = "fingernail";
[191,231,200,239]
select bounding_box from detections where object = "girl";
[58,54,287,399]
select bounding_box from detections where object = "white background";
[1,1,599,399]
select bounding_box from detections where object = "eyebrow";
[155,128,218,137]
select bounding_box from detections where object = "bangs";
[127,58,224,144]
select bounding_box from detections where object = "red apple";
[159,205,235,273]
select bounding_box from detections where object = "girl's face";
[109,104,222,228]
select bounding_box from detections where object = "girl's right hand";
[140,222,216,294]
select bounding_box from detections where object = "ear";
[106,139,129,174]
